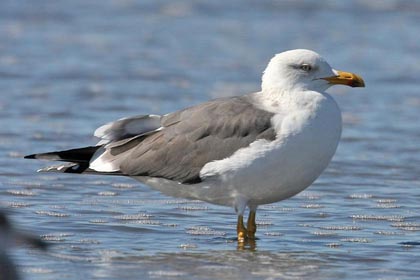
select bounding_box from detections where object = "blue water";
[1,1,419,279]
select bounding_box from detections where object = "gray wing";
[91,96,276,184]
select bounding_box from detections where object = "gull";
[25,49,365,242]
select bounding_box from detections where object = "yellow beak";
[322,70,365,87]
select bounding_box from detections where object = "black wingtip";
[24,154,37,159]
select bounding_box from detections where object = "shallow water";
[1,1,419,279]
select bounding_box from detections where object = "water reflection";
[89,249,332,279]
[236,238,257,251]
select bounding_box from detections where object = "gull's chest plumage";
[197,94,342,206]
[247,104,341,204]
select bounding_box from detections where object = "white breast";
[198,91,342,205]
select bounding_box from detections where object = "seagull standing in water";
[25,49,365,242]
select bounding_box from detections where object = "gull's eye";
[300,64,312,72]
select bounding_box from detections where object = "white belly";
[135,94,342,208]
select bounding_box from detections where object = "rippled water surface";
[1,1,419,279]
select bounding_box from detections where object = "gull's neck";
[249,87,326,114]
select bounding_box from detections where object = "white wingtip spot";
[90,159,119,172]
[89,150,120,172]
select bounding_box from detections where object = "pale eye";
[300,64,312,72]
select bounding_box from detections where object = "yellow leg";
[247,210,257,239]
[237,215,247,242]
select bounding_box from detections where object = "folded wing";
[26,96,277,184]
[91,96,276,184]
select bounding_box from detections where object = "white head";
[261,49,364,92]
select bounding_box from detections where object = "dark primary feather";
[24,146,101,174]
[24,146,100,163]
